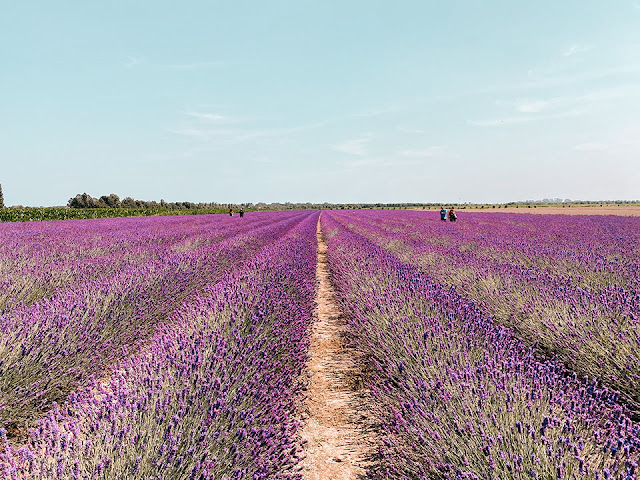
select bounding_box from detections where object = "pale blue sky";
[2,1,639,206]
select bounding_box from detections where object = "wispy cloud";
[474,85,639,126]
[399,146,447,157]
[224,121,328,142]
[512,85,638,114]
[168,127,238,140]
[253,156,275,164]
[169,118,328,147]
[162,61,223,70]
[123,57,224,71]
[396,125,427,134]
[124,56,143,67]
[332,135,372,156]
[416,64,640,106]
[573,140,640,153]
[573,142,609,152]
[562,44,592,57]
[513,100,550,113]
[337,157,380,168]
[337,155,433,170]
[184,110,234,123]
[351,103,400,117]
[519,64,640,90]
[469,108,588,127]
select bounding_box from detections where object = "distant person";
[229,208,233,217]
[449,208,457,222]
[440,207,447,221]
[239,208,244,218]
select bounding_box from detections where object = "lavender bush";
[329,210,640,410]
[0,214,278,312]
[4,207,639,479]
[0,212,310,439]
[0,211,318,479]
[322,211,640,479]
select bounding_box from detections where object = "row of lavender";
[0,212,311,443]
[1,210,318,479]
[329,210,640,410]
[347,211,640,291]
[322,211,640,479]
[0,214,278,312]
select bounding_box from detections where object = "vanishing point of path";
[300,216,375,480]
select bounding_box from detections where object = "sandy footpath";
[430,206,640,216]
[299,218,375,480]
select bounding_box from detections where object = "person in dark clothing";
[440,207,447,221]
[239,208,244,218]
[448,208,457,222]
[229,208,233,217]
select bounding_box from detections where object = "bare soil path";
[459,206,640,216]
[299,216,375,480]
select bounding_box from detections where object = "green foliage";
[67,192,218,210]
[0,184,4,209]
[0,207,232,223]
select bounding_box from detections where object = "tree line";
[67,193,223,210]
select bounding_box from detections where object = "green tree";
[121,197,137,208]
[0,183,4,208]
[99,194,121,208]
[68,193,90,208]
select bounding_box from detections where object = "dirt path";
[452,206,640,216]
[299,216,374,480]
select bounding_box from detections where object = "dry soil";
[458,206,640,216]
[299,217,375,480]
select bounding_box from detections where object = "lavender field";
[1,210,640,479]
